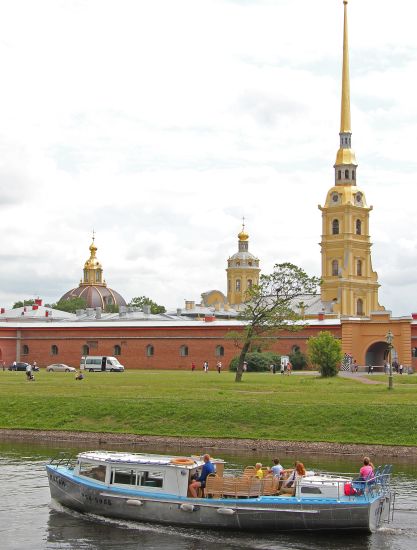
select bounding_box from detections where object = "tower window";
[357,260,362,276]
[332,219,339,235]
[84,269,88,282]
[356,219,362,235]
[236,279,241,291]
[338,170,341,180]
[215,345,224,357]
[352,170,355,180]
[357,299,364,316]
[51,345,58,355]
[146,344,154,357]
[247,279,253,289]
[345,169,349,179]
[180,345,188,357]
[332,260,339,276]
[114,345,121,356]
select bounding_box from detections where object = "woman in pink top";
[359,456,374,480]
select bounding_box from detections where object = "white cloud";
[0,0,417,315]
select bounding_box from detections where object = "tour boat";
[46,451,394,533]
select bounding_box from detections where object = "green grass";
[1,370,417,446]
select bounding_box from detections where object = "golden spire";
[340,0,351,133]
[238,217,249,241]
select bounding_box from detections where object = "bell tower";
[318,0,384,317]
[226,221,260,306]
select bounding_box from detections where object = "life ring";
[171,457,195,466]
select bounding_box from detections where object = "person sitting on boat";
[359,457,374,480]
[279,462,306,493]
[255,463,264,479]
[188,454,215,497]
[269,458,283,478]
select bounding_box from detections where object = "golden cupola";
[226,221,260,306]
[318,0,384,318]
[59,234,127,309]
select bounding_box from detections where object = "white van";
[80,356,125,372]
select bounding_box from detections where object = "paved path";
[339,372,382,384]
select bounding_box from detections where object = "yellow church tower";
[319,0,384,317]
[227,222,260,306]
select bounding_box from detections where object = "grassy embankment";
[1,370,417,446]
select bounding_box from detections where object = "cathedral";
[0,1,415,371]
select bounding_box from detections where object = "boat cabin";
[75,451,224,498]
[295,475,350,500]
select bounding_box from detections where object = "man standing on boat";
[188,454,215,497]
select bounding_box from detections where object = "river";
[0,440,416,550]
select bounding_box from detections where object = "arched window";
[82,344,89,356]
[292,345,300,353]
[247,279,253,289]
[83,269,88,282]
[180,345,188,357]
[114,345,121,356]
[332,260,339,276]
[357,259,362,276]
[22,344,29,355]
[146,344,154,357]
[356,219,362,235]
[332,219,339,235]
[338,170,341,180]
[235,279,241,291]
[51,345,58,355]
[412,348,417,358]
[357,299,364,316]
[215,345,224,357]
[345,169,349,179]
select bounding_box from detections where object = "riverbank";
[2,428,417,458]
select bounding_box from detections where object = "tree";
[13,299,35,309]
[229,262,321,382]
[307,331,342,377]
[289,349,308,371]
[50,297,87,313]
[129,296,166,314]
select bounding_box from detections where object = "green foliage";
[308,331,342,377]
[229,352,281,372]
[129,296,166,314]
[230,262,321,382]
[289,349,308,371]
[104,304,120,313]
[12,299,35,309]
[50,297,87,313]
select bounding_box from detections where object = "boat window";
[112,469,137,485]
[300,486,323,494]
[138,470,164,488]
[79,461,106,482]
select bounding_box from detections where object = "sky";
[0,0,417,315]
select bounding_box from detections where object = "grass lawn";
[1,370,416,446]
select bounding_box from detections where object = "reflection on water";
[1,439,417,550]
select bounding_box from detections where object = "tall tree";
[230,262,320,382]
[307,331,342,377]
[129,296,166,314]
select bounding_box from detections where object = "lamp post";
[386,330,394,390]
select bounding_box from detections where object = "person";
[280,462,306,493]
[1,360,5,371]
[272,364,276,374]
[399,364,403,375]
[216,361,222,374]
[188,454,215,497]
[191,362,196,372]
[243,362,247,372]
[12,360,17,371]
[203,361,209,372]
[280,362,285,375]
[75,371,84,380]
[25,363,33,381]
[287,362,292,375]
[255,462,264,479]
[367,364,372,374]
[359,457,374,480]
[270,458,283,477]
[33,361,38,371]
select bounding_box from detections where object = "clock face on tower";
[332,192,339,204]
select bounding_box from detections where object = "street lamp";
[386,330,394,390]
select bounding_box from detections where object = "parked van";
[80,356,125,372]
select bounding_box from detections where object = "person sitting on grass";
[75,371,84,380]
[188,454,215,497]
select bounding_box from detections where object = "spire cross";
[92,229,95,242]
[242,216,245,231]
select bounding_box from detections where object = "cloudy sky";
[0,0,416,315]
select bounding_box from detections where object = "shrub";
[229,352,281,372]
[289,349,308,371]
[307,331,342,377]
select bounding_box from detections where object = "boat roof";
[78,451,213,468]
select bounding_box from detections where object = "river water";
[1,440,416,550]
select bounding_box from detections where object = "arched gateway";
[365,341,398,368]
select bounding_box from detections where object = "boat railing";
[48,452,76,470]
